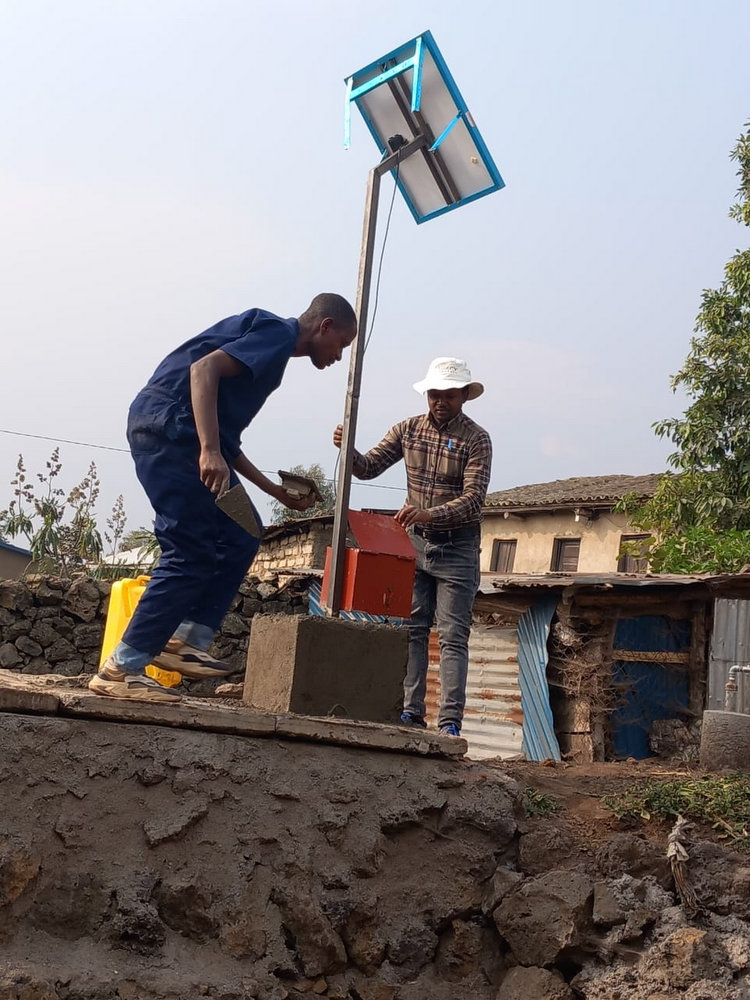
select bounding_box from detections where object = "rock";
[153,878,218,941]
[442,775,521,846]
[496,966,575,999]
[596,833,672,889]
[142,796,210,846]
[648,926,715,990]
[518,826,576,875]
[28,620,61,647]
[0,838,40,905]
[72,623,104,651]
[385,916,439,971]
[436,918,505,984]
[0,580,32,612]
[14,636,43,658]
[50,658,86,676]
[28,577,64,606]
[221,612,250,638]
[494,869,594,967]
[0,643,22,668]
[44,637,77,663]
[592,881,627,926]
[30,872,108,939]
[482,866,525,915]
[62,577,102,621]
[215,681,244,698]
[342,900,387,974]
[109,893,165,955]
[273,883,347,977]
[0,973,57,1000]
[257,582,278,599]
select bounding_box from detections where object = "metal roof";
[0,539,31,557]
[479,571,750,597]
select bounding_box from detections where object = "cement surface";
[244,614,407,726]
[700,708,750,770]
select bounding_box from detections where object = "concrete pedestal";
[243,613,408,724]
[700,709,750,770]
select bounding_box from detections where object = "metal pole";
[326,165,382,615]
[325,138,427,615]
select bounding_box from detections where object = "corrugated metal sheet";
[518,599,561,762]
[306,581,405,625]
[425,627,524,760]
[480,572,750,593]
[709,599,750,710]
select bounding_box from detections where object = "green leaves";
[624,123,750,572]
[269,463,336,525]
[0,451,125,576]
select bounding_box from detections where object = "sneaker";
[399,711,427,729]
[439,722,461,738]
[89,657,182,703]
[152,639,233,679]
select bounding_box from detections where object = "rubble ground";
[2,707,750,1000]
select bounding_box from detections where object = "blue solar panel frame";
[344,30,505,224]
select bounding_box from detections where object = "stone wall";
[0,573,311,680]
[253,521,333,579]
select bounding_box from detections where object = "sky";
[1,0,749,548]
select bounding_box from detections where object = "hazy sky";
[2,0,749,544]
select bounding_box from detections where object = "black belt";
[412,524,480,543]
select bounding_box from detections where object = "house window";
[551,538,580,572]
[490,539,517,573]
[618,534,650,573]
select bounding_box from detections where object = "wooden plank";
[56,690,278,736]
[612,649,690,664]
[277,713,467,757]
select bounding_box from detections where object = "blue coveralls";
[119,309,298,666]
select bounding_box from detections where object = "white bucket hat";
[413,357,484,401]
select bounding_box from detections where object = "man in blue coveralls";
[90,293,357,703]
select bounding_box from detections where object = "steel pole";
[325,139,426,615]
[326,165,382,615]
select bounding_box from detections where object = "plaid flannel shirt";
[352,411,493,528]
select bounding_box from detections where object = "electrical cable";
[363,154,401,355]
[0,427,405,493]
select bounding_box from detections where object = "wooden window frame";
[490,538,517,573]
[551,537,581,572]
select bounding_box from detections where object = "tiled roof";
[484,473,664,510]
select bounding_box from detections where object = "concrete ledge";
[0,669,465,757]
[700,709,750,770]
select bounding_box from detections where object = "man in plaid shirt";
[333,357,492,737]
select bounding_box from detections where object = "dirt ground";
[492,756,717,855]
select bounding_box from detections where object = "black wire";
[364,154,401,354]
[0,427,405,492]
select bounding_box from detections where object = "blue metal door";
[611,615,691,759]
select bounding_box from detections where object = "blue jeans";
[403,528,480,728]
[116,389,260,673]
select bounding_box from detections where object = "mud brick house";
[481,474,663,575]
[0,539,33,579]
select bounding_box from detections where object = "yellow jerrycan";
[99,575,182,688]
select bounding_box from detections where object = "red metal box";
[321,511,416,618]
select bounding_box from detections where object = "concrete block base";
[700,710,750,770]
[243,613,407,724]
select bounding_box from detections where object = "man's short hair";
[302,293,357,330]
